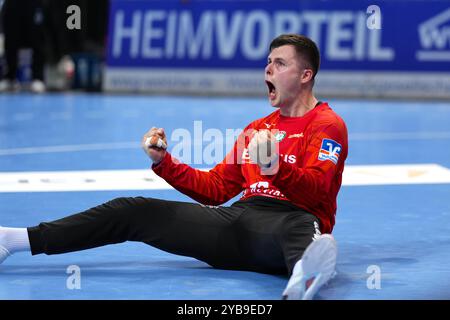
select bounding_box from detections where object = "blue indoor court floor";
[1,93,450,300]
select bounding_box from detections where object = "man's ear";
[300,69,314,84]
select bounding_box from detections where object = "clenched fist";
[248,129,279,175]
[142,127,168,164]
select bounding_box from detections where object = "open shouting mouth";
[265,80,276,101]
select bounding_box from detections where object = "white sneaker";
[0,227,11,265]
[30,80,46,93]
[282,234,337,300]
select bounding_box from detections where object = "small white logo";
[66,265,81,290]
[288,133,304,138]
[312,221,321,241]
[416,8,450,61]
[199,204,220,209]
[366,265,381,290]
[66,5,81,30]
[263,123,274,129]
[366,5,382,30]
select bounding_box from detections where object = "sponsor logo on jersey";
[242,149,296,164]
[249,181,269,189]
[246,181,286,198]
[288,133,304,138]
[280,153,296,164]
[318,138,342,165]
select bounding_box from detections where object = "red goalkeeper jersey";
[152,102,348,233]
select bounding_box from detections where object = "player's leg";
[279,213,337,300]
[232,204,336,299]
[143,201,247,270]
[1,197,244,267]
[231,207,319,274]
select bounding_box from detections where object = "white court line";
[343,163,450,186]
[1,131,450,156]
[0,163,449,193]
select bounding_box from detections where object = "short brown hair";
[269,34,320,79]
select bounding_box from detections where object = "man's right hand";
[142,127,168,165]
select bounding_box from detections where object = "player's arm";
[142,127,245,205]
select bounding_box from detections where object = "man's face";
[264,45,306,108]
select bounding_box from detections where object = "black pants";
[1,0,46,81]
[27,196,319,275]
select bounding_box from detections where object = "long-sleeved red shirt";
[152,102,348,233]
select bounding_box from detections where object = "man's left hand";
[248,129,279,174]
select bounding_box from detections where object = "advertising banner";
[104,0,450,99]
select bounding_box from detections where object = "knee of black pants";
[103,196,141,208]
[104,197,175,243]
[102,196,157,217]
